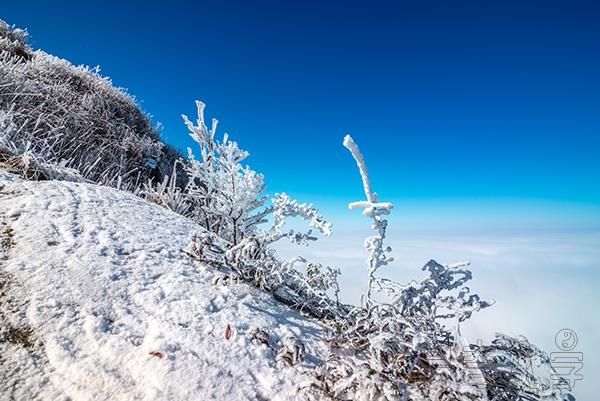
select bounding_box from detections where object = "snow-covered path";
[0,171,326,401]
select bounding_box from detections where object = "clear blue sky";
[3,0,600,229]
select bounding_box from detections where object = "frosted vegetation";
[166,101,577,400]
[0,21,181,188]
[0,20,575,401]
[141,101,576,401]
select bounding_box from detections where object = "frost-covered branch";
[343,134,393,304]
[262,193,332,246]
[182,101,267,245]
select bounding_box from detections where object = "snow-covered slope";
[0,170,326,401]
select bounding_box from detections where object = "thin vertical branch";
[343,134,393,304]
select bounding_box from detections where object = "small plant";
[183,101,342,319]
[182,101,268,245]
[182,101,332,247]
[304,135,574,401]
[138,159,192,216]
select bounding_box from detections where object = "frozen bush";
[0,111,83,181]
[304,135,574,401]
[182,101,332,248]
[138,159,192,216]
[182,100,268,244]
[0,20,182,188]
[183,100,342,318]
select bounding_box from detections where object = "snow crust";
[0,171,326,401]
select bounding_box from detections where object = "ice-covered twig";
[263,193,332,245]
[343,135,393,303]
[342,135,374,202]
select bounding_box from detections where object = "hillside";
[0,20,182,188]
[0,170,326,401]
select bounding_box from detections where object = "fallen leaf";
[149,351,164,359]
[225,324,232,340]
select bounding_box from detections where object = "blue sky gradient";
[3,0,600,228]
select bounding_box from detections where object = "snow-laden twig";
[343,134,393,304]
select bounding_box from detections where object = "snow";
[0,170,327,401]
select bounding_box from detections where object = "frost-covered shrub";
[309,262,494,401]
[0,20,181,188]
[183,101,341,318]
[0,21,31,61]
[0,111,83,181]
[179,101,573,401]
[182,101,333,248]
[182,100,268,244]
[137,159,192,216]
[477,333,574,401]
[304,136,574,401]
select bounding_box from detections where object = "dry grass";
[0,20,183,189]
[4,325,34,348]
[0,223,15,255]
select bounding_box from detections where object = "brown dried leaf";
[149,351,164,359]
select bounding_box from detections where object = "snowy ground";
[0,170,327,401]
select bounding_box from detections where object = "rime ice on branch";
[183,101,341,319]
[182,100,333,249]
[182,100,268,245]
[343,135,393,303]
